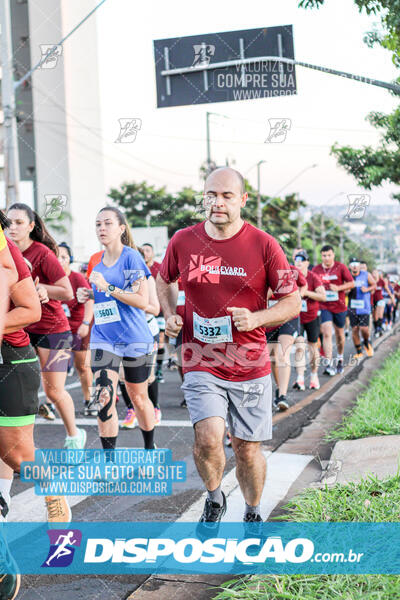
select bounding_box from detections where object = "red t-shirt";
[62,270,91,334]
[86,250,103,279]
[301,270,323,324]
[159,221,298,381]
[312,261,353,313]
[373,277,384,303]
[4,238,33,347]
[265,265,307,332]
[149,261,161,279]
[22,241,70,334]
[394,283,400,297]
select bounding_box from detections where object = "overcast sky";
[93,0,399,210]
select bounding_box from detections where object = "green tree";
[108,181,201,237]
[299,0,400,199]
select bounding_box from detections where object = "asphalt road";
[9,330,374,599]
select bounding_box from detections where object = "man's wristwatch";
[105,284,116,298]
[82,320,90,326]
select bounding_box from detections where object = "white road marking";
[38,381,81,397]
[9,486,86,522]
[178,451,313,522]
[34,418,193,427]
[9,451,312,523]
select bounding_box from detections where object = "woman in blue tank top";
[84,207,156,451]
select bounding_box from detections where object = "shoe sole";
[10,573,21,600]
[46,499,72,528]
[120,423,137,429]
[277,401,289,411]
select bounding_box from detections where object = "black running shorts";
[348,311,370,328]
[91,348,153,384]
[299,317,320,343]
[0,342,41,422]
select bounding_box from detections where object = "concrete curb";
[127,324,400,599]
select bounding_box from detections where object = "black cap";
[294,249,309,261]
[349,257,360,265]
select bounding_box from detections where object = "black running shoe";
[243,512,263,536]
[336,360,344,374]
[196,492,226,539]
[180,398,187,408]
[323,365,336,377]
[277,395,294,411]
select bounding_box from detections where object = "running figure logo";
[192,44,215,67]
[345,194,370,219]
[42,529,82,568]
[265,118,291,143]
[115,118,142,143]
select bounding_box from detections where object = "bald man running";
[157,167,301,535]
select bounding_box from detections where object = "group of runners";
[0,166,399,599]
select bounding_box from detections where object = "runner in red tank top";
[7,204,87,454]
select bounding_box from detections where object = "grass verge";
[213,474,400,597]
[214,574,400,599]
[328,348,400,440]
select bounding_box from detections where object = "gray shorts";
[181,370,272,442]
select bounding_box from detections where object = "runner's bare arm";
[0,244,18,288]
[4,276,41,334]
[144,276,160,316]
[41,275,74,301]
[0,267,8,341]
[304,284,326,302]
[89,270,149,309]
[156,274,179,320]
[228,290,301,332]
[156,274,182,337]
[330,280,354,292]
[361,272,377,293]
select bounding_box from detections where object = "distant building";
[0,0,105,260]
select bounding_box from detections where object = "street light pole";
[1,0,20,208]
[297,193,302,248]
[257,160,266,229]
[310,209,317,265]
[206,112,211,170]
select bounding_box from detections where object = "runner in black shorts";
[120,248,161,429]
[8,203,86,449]
[58,242,94,416]
[293,250,326,391]
[266,263,307,410]
[312,245,354,376]
[347,258,376,359]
